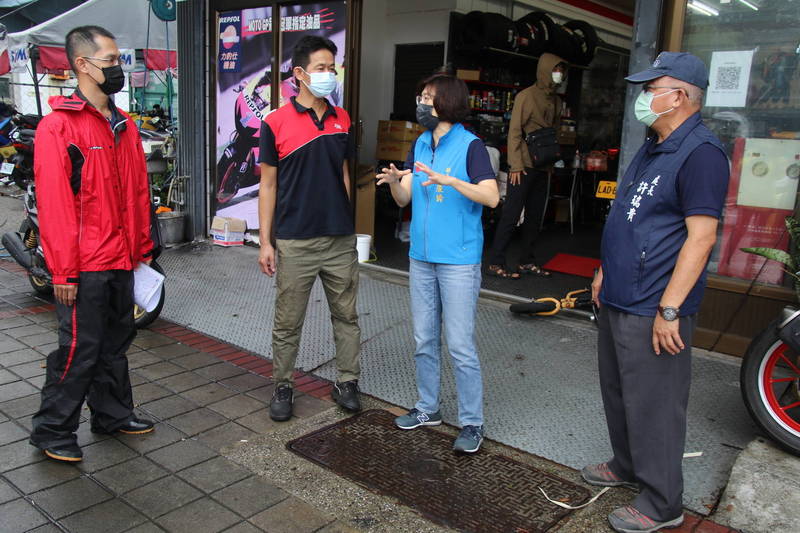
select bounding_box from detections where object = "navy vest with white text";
[600,113,726,316]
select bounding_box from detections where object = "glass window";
[682,1,800,287]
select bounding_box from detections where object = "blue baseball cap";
[625,52,709,89]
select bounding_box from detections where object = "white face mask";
[300,68,337,98]
[552,71,564,84]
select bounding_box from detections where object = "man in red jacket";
[28,26,155,463]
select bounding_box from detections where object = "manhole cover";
[287,410,591,533]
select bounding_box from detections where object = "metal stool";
[541,168,579,234]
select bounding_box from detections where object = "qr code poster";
[706,50,755,108]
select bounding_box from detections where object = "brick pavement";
[0,258,740,532]
[0,260,351,533]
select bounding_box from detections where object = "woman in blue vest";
[377,74,500,453]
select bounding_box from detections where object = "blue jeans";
[409,258,484,427]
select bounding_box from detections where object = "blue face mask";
[301,68,337,98]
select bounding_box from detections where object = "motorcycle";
[740,310,800,457]
[0,116,166,329]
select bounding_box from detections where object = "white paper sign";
[133,262,165,312]
[706,50,754,108]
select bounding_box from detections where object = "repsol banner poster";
[214,2,347,230]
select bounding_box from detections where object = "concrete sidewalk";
[157,242,758,516]
[0,251,745,533]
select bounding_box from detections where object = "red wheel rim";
[759,340,800,436]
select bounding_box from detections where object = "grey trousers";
[597,306,695,521]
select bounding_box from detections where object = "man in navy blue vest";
[582,52,729,533]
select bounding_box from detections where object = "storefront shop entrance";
[358,1,634,305]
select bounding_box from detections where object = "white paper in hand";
[133,263,165,312]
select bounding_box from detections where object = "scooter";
[0,122,166,329]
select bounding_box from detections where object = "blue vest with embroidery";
[409,123,483,265]
[600,113,726,316]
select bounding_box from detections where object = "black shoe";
[92,417,155,435]
[43,443,83,463]
[270,384,294,421]
[332,380,361,412]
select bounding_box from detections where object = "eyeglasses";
[416,93,434,105]
[82,56,121,66]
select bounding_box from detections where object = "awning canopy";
[0,0,176,75]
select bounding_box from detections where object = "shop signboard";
[213,1,347,231]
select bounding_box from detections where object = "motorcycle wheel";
[740,318,800,456]
[28,273,53,296]
[509,299,559,315]
[133,261,165,329]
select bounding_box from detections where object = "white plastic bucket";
[356,234,372,263]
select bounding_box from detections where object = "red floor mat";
[542,253,601,279]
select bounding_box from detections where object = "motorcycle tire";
[462,11,519,52]
[515,12,556,57]
[740,318,800,456]
[509,299,558,315]
[563,20,598,66]
[28,273,53,296]
[134,260,165,329]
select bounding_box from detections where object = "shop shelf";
[464,79,521,90]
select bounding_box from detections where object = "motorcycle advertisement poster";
[214,2,347,230]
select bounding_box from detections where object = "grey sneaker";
[608,506,683,533]
[394,408,442,430]
[453,425,484,453]
[581,462,637,490]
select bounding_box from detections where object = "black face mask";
[416,103,440,130]
[94,64,125,95]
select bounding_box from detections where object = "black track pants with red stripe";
[30,270,137,449]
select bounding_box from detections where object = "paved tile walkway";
[0,261,351,533]
[0,257,741,532]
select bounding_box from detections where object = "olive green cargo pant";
[271,235,361,386]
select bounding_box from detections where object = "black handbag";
[525,127,560,168]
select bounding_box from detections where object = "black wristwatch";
[658,305,680,321]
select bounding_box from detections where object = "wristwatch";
[658,305,680,321]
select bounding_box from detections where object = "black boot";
[332,380,361,412]
[43,442,83,462]
[269,384,294,421]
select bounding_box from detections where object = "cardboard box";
[377,120,424,142]
[355,164,375,238]
[376,139,413,162]
[210,216,246,246]
[456,69,480,81]
[558,118,577,146]
[557,130,577,145]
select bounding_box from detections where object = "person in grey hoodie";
[486,52,566,279]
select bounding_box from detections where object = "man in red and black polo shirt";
[258,36,361,421]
